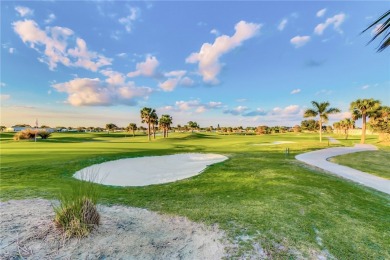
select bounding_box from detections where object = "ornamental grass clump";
[13,129,37,140]
[53,177,100,238]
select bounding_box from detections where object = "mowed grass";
[330,148,390,179]
[1,132,389,258]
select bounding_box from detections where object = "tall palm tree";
[304,101,340,142]
[362,10,390,52]
[140,107,156,141]
[128,123,137,137]
[350,99,381,144]
[150,112,158,139]
[159,114,173,138]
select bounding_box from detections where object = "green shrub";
[38,130,52,139]
[53,179,100,238]
[13,129,37,140]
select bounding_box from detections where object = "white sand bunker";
[253,141,296,146]
[0,199,229,259]
[74,153,228,186]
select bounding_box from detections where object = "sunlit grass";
[0,131,389,258]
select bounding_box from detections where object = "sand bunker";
[0,199,230,259]
[74,153,228,186]
[253,141,296,146]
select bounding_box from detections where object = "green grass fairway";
[1,132,389,258]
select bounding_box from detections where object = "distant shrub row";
[13,129,51,140]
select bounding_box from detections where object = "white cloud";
[316,8,327,18]
[290,35,310,48]
[127,55,159,78]
[159,70,194,92]
[9,48,15,54]
[100,69,126,85]
[361,84,370,90]
[44,13,56,24]
[163,100,222,113]
[116,52,127,58]
[314,13,346,35]
[68,38,112,72]
[52,77,152,106]
[278,18,288,31]
[210,29,219,35]
[271,105,301,115]
[186,20,261,84]
[0,82,6,87]
[118,7,139,32]
[291,88,301,94]
[1,94,11,101]
[13,19,111,71]
[15,6,34,17]
[223,106,249,115]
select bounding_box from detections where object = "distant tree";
[187,121,199,132]
[128,123,137,137]
[105,123,117,134]
[333,122,341,135]
[159,115,173,138]
[293,125,301,133]
[140,107,157,141]
[369,105,390,142]
[14,124,32,127]
[350,98,381,144]
[77,126,86,132]
[256,125,269,135]
[304,101,340,142]
[40,125,50,128]
[301,119,319,132]
[340,118,355,139]
[0,126,6,132]
[361,10,390,52]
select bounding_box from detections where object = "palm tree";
[369,106,390,141]
[140,107,156,141]
[333,122,341,135]
[128,123,137,137]
[361,10,390,52]
[304,101,340,142]
[159,114,173,138]
[350,99,381,144]
[150,112,158,139]
[187,121,199,133]
[340,118,355,140]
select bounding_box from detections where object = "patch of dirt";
[0,199,230,259]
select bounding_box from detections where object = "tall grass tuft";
[53,170,100,238]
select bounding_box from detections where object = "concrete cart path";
[296,144,390,195]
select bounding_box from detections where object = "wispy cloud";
[278,18,288,31]
[15,6,34,17]
[118,7,139,33]
[159,70,194,92]
[1,94,11,101]
[291,89,301,94]
[162,99,223,113]
[316,8,327,18]
[186,20,261,84]
[44,13,56,24]
[361,84,370,90]
[290,35,310,48]
[314,13,346,35]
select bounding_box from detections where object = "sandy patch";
[253,141,296,146]
[73,153,228,186]
[0,199,230,259]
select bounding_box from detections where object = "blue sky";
[1,1,389,128]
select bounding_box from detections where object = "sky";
[1,1,389,128]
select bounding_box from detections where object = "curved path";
[296,144,390,195]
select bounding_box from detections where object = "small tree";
[128,123,137,137]
[340,118,355,140]
[369,106,390,142]
[304,101,340,142]
[0,126,6,132]
[38,130,52,139]
[105,123,117,134]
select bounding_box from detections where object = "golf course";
[1,131,389,258]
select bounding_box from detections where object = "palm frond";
[362,10,390,52]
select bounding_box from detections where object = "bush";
[53,179,100,238]
[13,129,37,140]
[38,130,52,139]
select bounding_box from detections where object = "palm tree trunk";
[133,129,135,137]
[319,120,322,142]
[361,114,366,144]
[153,127,156,139]
[148,122,151,141]
[166,127,169,137]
